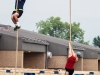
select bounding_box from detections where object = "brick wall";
[47,56,83,71]
[47,56,67,69]
[98,60,100,71]
[0,51,23,68]
[24,52,45,69]
[74,58,83,71]
[83,59,98,71]
[0,51,99,71]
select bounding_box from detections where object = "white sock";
[16,22,20,26]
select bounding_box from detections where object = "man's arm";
[68,41,75,57]
[68,41,72,57]
[70,45,75,56]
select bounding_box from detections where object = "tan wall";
[48,56,83,71]
[24,52,45,69]
[0,51,23,68]
[47,56,67,69]
[98,60,100,71]
[83,59,98,71]
[74,58,83,71]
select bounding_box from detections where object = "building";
[0,24,100,71]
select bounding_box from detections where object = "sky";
[0,0,100,44]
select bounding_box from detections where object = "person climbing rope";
[65,41,82,75]
[11,0,26,31]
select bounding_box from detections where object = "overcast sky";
[0,0,100,44]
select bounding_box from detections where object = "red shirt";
[65,55,76,69]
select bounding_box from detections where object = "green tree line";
[36,16,99,46]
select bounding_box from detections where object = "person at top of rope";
[11,0,26,31]
[65,41,82,75]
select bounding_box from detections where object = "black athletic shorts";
[65,68,74,75]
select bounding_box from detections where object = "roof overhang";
[22,37,49,45]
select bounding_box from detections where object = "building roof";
[0,24,100,52]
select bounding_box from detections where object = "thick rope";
[15,0,19,75]
[15,30,19,75]
[69,0,72,41]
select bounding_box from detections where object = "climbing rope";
[13,1,72,75]
[15,31,19,75]
[15,0,19,75]
[69,0,72,41]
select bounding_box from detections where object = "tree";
[36,16,89,45]
[93,36,100,47]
